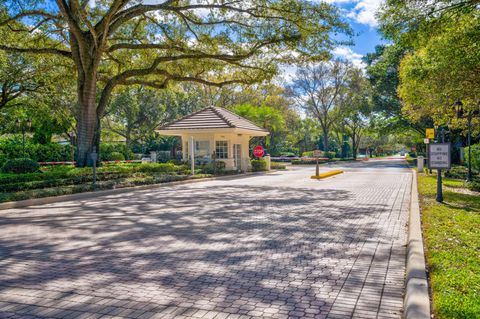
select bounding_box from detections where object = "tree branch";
[0,45,72,58]
[0,10,60,27]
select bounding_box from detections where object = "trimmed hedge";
[1,158,40,174]
[100,143,134,161]
[105,151,125,161]
[292,159,328,165]
[0,139,73,163]
[465,180,480,192]
[271,162,287,169]
[0,175,196,203]
[251,159,267,171]
[200,161,226,174]
[0,162,190,191]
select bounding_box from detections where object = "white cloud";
[347,0,383,28]
[315,0,384,28]
[332,46,365,69]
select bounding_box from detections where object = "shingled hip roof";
[157,107,268,133]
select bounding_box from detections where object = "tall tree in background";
[288,60,350,151]
[337,67,371,159]
[106,87,175,148]
[232,104,285,152]
[0,1,349,166]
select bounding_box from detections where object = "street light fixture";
[454,100,480,182]
[16,118,32,158]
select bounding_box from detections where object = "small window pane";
[216,141,228,159]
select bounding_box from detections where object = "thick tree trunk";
[76,70,98,167]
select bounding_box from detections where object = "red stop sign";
[253,145,265,158]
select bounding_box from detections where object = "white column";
[190,136,195,175]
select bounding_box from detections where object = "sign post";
[253,145,265,158]
[428,143,451,203]
[313,149,322,177]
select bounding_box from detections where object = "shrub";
[0,138,73,162]
[302,151,315,157]
[445,166,469,179]
[135,162,189,174]
[292,159,328,165]
[465,180,480,192]
[200,161,226,174]
[100,143,134,161]
[251,159,267,171]
[106,152,125,161]
[324,151,336,159]
[1,158,40,174]
[464,144,480,171]
[271,162,286,170]
[32,143,74,162]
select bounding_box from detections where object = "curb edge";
[404,169,431,319]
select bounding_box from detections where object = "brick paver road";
[0,159,412,319]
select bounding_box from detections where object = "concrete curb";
[404,169,431,319]
[0,171,275,210]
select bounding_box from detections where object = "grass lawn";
[417,173,480,318]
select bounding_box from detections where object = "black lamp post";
[16,118,32,158]
[454,100,480,182]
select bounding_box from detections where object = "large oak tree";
[0,0,348,166]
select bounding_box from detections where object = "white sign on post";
[428,143,451,169]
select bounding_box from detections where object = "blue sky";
[326,0,386,67]
[280,0,386,79]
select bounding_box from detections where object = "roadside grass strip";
[417,173,480,319]
[310,169,343,179]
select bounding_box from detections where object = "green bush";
[0,138,73,162]
[251,159,267,171]
[325,151,336,159]
[100,143,134,161]
[464,144,480,171]
[105,152,125,161]
[32,143,74,162]
[465,180,480,192]
[302,151,315,157]
[135,162,189,174]
[445,166,469,179]
[200,161,226,174]
[292,159,328,165]
[1,158,40,174]
[271,162,286,170]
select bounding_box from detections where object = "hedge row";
[0,139,141,166]
[0,141,73,166]
[0,175,197,203]
[0,163,189,185]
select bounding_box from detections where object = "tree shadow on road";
[0,183,397,318]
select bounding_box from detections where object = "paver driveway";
[0,159,412,319]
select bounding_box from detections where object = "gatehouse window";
[216,141,228,159]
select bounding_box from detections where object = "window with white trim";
[195,140,210,158]
[215,141,228,159]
